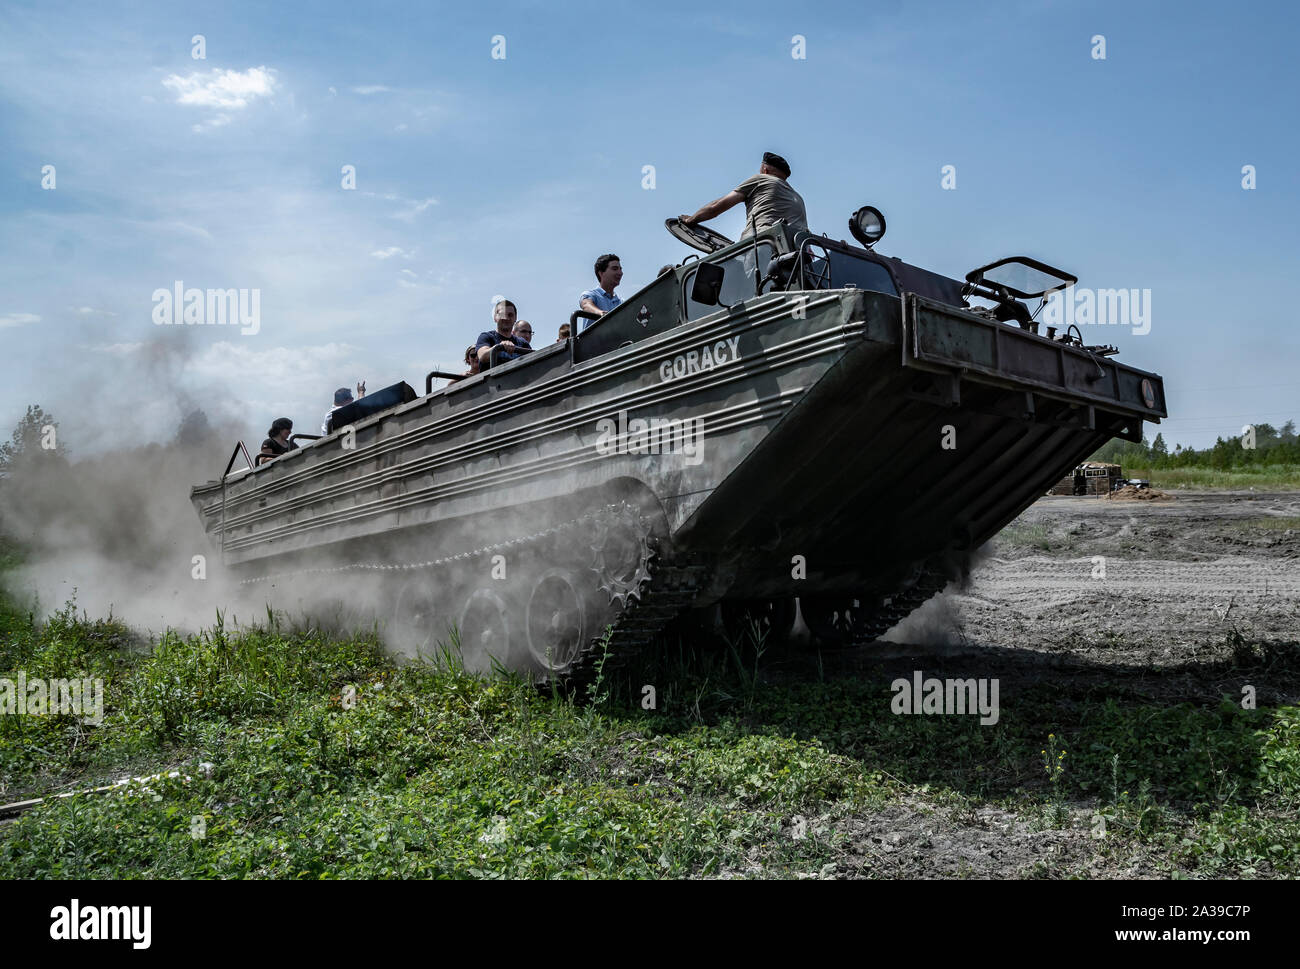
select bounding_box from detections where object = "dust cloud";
[0,412,248,633]
[0,334,277,635]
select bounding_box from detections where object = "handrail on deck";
[223,440,255,477]
[425,370,463,394]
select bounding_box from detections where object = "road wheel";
[459,587,516,670]
[390,576,442,658]
[526,570,594,674]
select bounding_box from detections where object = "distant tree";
[1250,422,1279,449]
[1152,432,1167,457]
[1281,420,1297,444]
[0,404,64,472]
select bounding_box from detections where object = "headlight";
[848,205,886,249]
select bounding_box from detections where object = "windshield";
[822,248,897,295]
[967,257,1075,298]
[684,243,775,320]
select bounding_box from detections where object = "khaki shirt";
[734,173,808,237]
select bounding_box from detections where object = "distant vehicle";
[1051,462,1124,496]
[192,202,1168,680]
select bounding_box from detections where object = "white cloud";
[361,191,437,226]
[188,341,361,388]
[192,113,233,134]
[120,219,214,242]
[394,197,438,222]
[0,312,40,328]
[400,269,418,278]
[72,306,119,317]
[395,123,408,132]
[352,85,393,95]
[78,341,142,356]
[398,276,441,291]
[162,66,277,110]
[328,86,337,96]
[370,246,410,260]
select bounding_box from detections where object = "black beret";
[762,151,791,176]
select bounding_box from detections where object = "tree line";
[1090,421,1299,469]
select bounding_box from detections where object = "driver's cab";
[572,210,1076,363]
[669,211,974,318]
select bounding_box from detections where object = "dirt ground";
[813,492,1300,879]
[945,491,1300,658]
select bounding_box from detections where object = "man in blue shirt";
[578,254,623,330]
[475,299,529,369]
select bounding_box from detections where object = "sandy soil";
[812,492,1300,879]
[948,491,1300,656]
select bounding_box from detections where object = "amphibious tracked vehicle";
[192,206,1167,678]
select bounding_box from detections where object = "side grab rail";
[223,440,255,477]
[486,343,532,370]
[425,370,463,393]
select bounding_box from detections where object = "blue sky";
[1,0,1297,453]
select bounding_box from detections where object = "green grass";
[0,596,873,878]
[1125,465,1300,491]
[2,589,1299,878]
[994,522,1058,551]
[1231,516,1300,533]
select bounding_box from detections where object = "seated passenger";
[320,382,367,433]
[322,386,352,434]
[579,254,623,330]
[319,382,366,434]
[556,322,571,343]
[476,299,529,369]
[511,319,534,349]
[258,417,298,465]
[450,345,480,383]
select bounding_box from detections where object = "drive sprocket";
[589,502,655,609]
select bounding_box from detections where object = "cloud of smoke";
[880,592,966,649]
[0,332,265,633]
[0,412,246,632]
[878,543,991,650]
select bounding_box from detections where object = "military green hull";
[192,230,1166,674]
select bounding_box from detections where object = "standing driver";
[679,151,808,239]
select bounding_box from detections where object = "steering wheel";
[665,217,733,254]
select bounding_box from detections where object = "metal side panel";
[900,293,1167,420]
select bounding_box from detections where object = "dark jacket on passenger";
[258,437,298,465]
[476,330,528,367]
